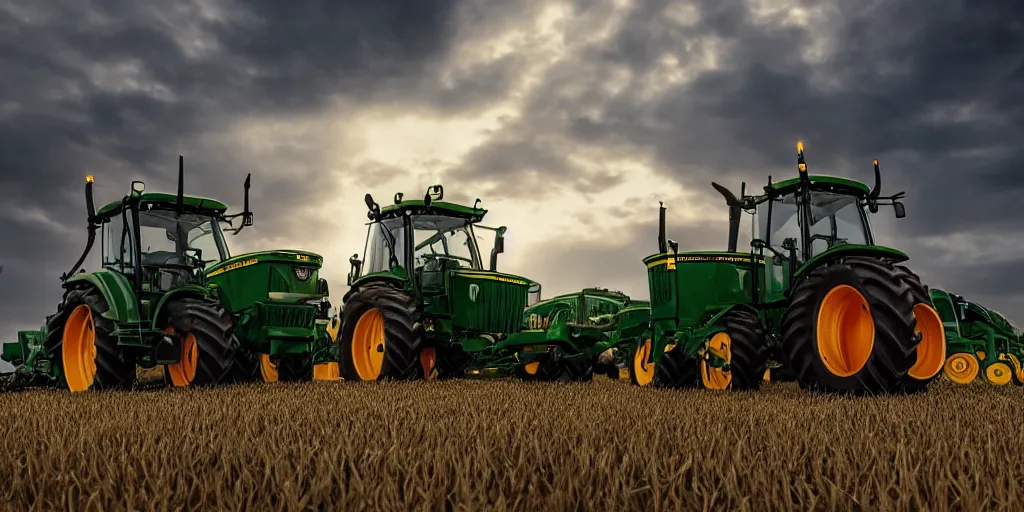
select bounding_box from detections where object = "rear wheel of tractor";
[629,338,656,387]
[781,257,917,395]
[891,265,947,394]
[653,342,700,389]
[45,287,135,392]
[700,310,769,391]
[337,283,421,381]
[161,297,236,388]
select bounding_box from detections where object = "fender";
[792,244,909,283]
[64,271,140,323]
[149,285,214,329]
[343,272,409,302]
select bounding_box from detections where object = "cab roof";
[95,193,228,221]
[769,175,871,197]
[379,200,487,222]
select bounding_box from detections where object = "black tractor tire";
[710,309,770,391]
[781,257,917,395]
[653,342,700,389]
[276,354,313,382]
[225,346,262,384]
[44,287,135,391]
[337,283,422,381]
[627,339,658,387]
[892,264,943,394]
[515,347,594,383]
[434,345,471,380]
[161,296,237,388]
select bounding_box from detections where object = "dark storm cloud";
[453,0,1024,322]
[0,0,461,343]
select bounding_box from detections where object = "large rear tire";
[892,265,946,394]
[161,296,236,388]
[781,257,917,395]
[337,283,422,381]
[45,287,135,392]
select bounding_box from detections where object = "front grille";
[259,303,316,329]
[450,274,529,334]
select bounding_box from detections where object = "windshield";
[103,209,229,271]
[757,190,870,260]
[362,215,482,274]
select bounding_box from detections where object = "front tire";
[161,296,236,388]
[700,309,769,391]
[337,283,422,381]
[45,287,135,392]
[781,257,917,395]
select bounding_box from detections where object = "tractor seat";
[142,250,187,267]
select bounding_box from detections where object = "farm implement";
[0,157,337,392]
[519,288,651,382]
[636,142,947,395]
[930,288,1024,385]
[337,186,651,383]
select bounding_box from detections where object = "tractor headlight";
[294,267,311,281]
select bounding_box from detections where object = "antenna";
[176,155,185,213]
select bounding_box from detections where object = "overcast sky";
[2,0,1023,363]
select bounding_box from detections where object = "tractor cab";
[96,193,236,293]
[712,142,908,301]
[348,185,508,295]
[68,158,253,299]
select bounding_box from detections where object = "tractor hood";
[206,249,325,313]
[447,270,531,334]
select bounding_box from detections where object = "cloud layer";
[2,0,1023,355]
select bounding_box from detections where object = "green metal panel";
[770,175,871,196]
[95,193,228,220]
[644,251,762,330]
[793,244,909,281]
[64,270,141,323]
[205,250,323,313]
[448,270,530,334]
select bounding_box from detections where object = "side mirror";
[317,277,330,297]
[893,201,906,218]
[489,227,507,271]
[347,253,362,285]
[667,239,678,254]
[184,248,203,269]
[243,212,254,226]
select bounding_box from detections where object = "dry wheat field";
[0,375,1022,511]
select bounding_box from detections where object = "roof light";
[797,141,804,153]
[86,175,94,183]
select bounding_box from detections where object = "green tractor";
[520,287,651,382]
[639,142,947,395]
[337,185,649,383]
[930,288,1024,386]
[0,157,336,391]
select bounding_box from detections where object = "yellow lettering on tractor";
[206,258,259,278]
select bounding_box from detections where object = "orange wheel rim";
[351,308,385,380]
[524,361,541,375]
[985,362,1012,386]
[632,339,655,386]
[908,304,946,380]
[816,285,874,377]
[62,305,98,392]
[701,332,732,390]
[944,353,979,384]
[165,326,198,387]
[260,354,279,383]
[420,347,436,378]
